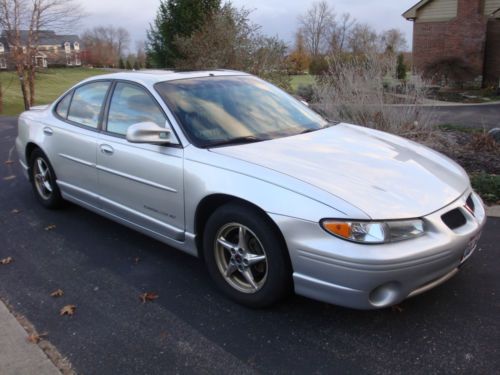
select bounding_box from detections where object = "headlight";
[321,219,424,244]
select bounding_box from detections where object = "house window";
[64,42,71,54]
[75,53,81,66]
[66,55,72,66]
[0,58,6,69]
[0,42,4,53]
[74,42,80,51]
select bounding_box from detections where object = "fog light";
[369,282,401,307]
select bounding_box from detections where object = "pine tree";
[397,53,407,81]
[146,0,221,68]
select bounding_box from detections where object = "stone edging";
[486,205,500,218]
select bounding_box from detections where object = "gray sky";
[79,0,418,51]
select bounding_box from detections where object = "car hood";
[211,123,469,219]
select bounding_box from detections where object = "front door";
[96,81,184,241]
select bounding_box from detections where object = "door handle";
[43,127,53,136]
[100,144,114,155]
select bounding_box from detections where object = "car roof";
[85,69,250,86]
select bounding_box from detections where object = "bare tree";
[348,23,378,55]
[0,0,84,109]
[81,26,131,67]
[379,29,408,54]
[135,40,147,69]
[298,1,335,56]
[116,27,130,58]
[329,12,355,54]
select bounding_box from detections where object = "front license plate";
[461,232,481,264]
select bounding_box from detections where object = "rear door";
[95,81,185,241]
[48,81,111,208]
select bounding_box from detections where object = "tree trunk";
[0,80,3,114]
[28,64,36,106]
[17,66,30,110]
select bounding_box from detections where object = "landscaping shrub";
[470,173,500,204]
[313,52,436,138]
[296,84,315,102]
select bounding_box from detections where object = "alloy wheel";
[214,223,268,294]
[33,157,53,200]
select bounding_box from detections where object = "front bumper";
[270,189,487,309]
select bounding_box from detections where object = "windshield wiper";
[207,136,268,148]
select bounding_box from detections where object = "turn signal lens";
[321,219,424,244]
[323,222,352,238]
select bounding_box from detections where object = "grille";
[441,208,467,230]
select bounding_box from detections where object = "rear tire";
[29,149,64,209]
[203,202,292,308]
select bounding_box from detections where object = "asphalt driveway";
[425,103,500,129]
[0,116,499,374]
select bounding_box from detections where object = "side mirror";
[126,122,177,145]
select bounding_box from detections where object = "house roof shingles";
[0,30,79,50]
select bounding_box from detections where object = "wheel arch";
[194,194,290,268]
[25,142,43,180]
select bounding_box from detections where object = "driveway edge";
[0,299,72,375]
[486,205,500,218]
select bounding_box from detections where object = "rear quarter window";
[55,92,73,119]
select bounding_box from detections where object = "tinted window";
[55,92,72,119]
[67,81,110,128]
[155,76,328,147]
[106,82,166,135]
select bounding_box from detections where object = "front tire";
[203,202,292,308]
[29,149,64,209]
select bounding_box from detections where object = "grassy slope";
[0,68,108,116]
[290,74,315,92]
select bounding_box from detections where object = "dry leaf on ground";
[391,305,404,313]
[139,292,159,303]
[44,224,56,231]
[10,209,21,214]
[0,257,13,265]
[27,332,48,344]
[60,305,76,316]
[3,175,16,181]
[50,289,64,298]
[4,160,14,165]
[134,257,141,264]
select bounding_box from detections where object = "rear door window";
[67,81,110,128]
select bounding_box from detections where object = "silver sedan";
[15,71,486,309]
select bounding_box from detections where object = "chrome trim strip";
[407,268,459,298]
[59,153,96,168]
[96,164,177,193]
[294,273,362,293]
[19,159,28,171]
[57,180,100,200]
[99,195,184,240]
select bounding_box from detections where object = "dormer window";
[74,42,80,51]
[0,42,4,53]
[64,42,71,54]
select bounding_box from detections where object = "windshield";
[155,75,329,147]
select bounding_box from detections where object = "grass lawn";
[0,68,108,116]
[290,74,315,92]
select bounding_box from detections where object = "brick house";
[403,0,500,87]
[0,30,81,70]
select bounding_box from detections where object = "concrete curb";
[486,205,500,218]
[0,300,60,375]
